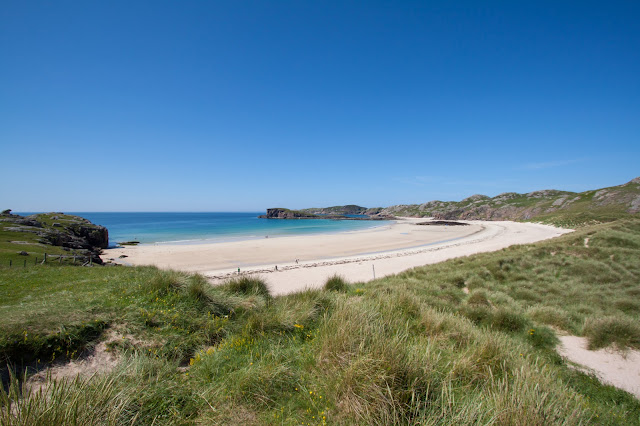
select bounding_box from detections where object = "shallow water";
[17,212,390,246]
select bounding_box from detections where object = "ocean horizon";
[15,212,390,247]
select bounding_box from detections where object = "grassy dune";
[1,219,640,424]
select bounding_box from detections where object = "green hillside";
[297,177,640,228]
[0,211,108,267]
[377,177,640,227]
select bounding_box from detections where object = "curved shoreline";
[102,218,481,271]
[102,219,572,295]
[228,220,570,295]
[111,217,394,247]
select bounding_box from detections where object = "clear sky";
[1,1,639,212]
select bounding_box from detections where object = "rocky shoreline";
[0,210,108,264]
[258,208,394,220]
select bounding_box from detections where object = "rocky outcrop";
[259,208,321,219]
[417,220,469,226]
[300,205,369,216]
[363,177,640,221]
[259,177,639,223]
[259,208,395,221]
[0,211,108,264]
[65,222,109,249]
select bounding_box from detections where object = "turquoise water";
[19,212,390,247]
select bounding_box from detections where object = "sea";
[17,212,390,247]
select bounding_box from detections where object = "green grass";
[1,218,640,424]
[0,214,94,267]
[583,316,640,350]
[323,274,349,292]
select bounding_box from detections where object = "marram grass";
[1,218,640,424]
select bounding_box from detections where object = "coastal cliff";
[0,210,108,264]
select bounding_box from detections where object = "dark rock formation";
[259,208,395,221]
[0,211,108,264]
[300,205,370,216]
[259,208,321,219]
[416,220,469,226]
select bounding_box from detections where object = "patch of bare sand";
[26,330,121,392]
[558,335,640,399]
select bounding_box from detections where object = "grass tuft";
[222,276,272,299]
[491,308,530,333]
[527,305,574,332]
[323,274,349,292]
[583,316,640,350]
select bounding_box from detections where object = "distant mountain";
[294,177,640,227]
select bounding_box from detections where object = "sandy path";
[102,219,571,295]
[558,336,640,399]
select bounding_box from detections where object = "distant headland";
[258,207,393,220]
[260,177,640,226]
[0,210,108,264]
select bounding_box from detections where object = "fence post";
[73,256,76,264]
[44,253,47,263]
[89,256,92,266]
[59,255,62,264]
[9,260,11,268]
[24,259,26,268]
[35,256,38,264]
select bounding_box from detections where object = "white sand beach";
[558,335,640,399]
[102,218,572,295]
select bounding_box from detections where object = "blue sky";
[1,1,639,212]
